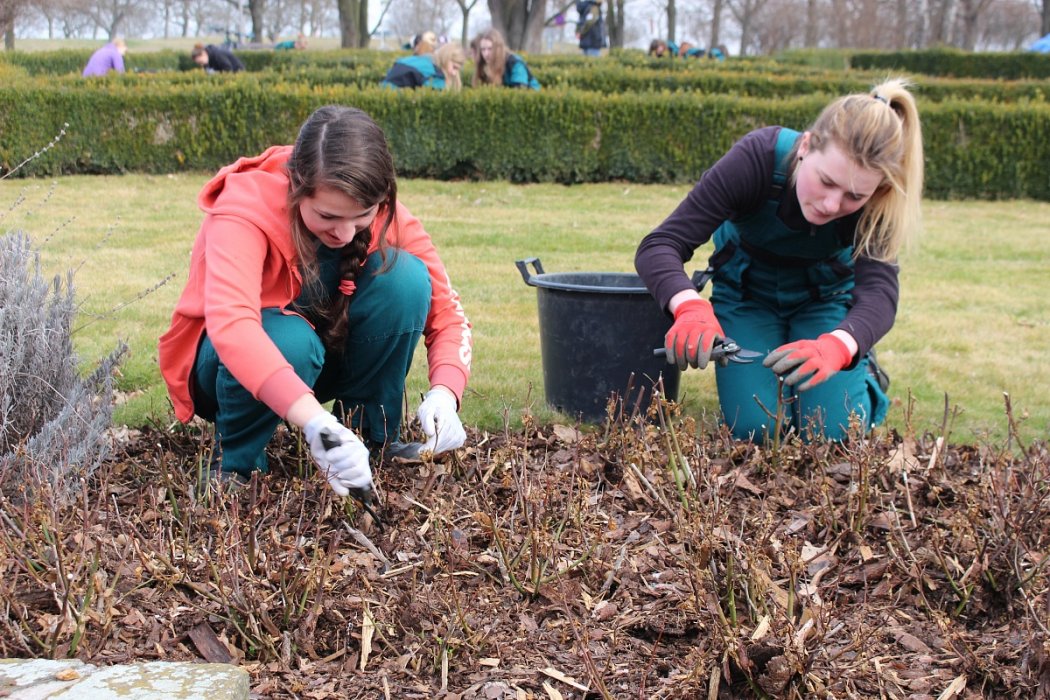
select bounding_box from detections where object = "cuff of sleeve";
[429,365,468,406]
[257,367,314,419]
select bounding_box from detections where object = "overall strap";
[705,127,802,276]
[769,127,800,200]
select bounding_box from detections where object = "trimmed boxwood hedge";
[849,48,1050,80]
[2,76,1048,199]
[6,47,1048,104]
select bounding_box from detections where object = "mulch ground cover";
[1,407,1048,699]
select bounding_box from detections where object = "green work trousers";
[192,251,430,476]
[711,279,888,442]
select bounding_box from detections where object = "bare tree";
[894,0,908,48]
[1,0,28,49]
[337,0,368,46]
[454,0,481,46]
[726,0,771,54]
[606,0,625,48]
[61,0,145,38]
[981,0,1038,47]
[487,0,548,51]
[267,0,287,39]
[751,0,804,52]
[1031,0,1050,35]
[956,0,993,48]
[709,0,724,49]
[390,0,456,43]
[804,0,817,46]
[826,0,848,45]
[249,0,264,39]
[927,0,956,45]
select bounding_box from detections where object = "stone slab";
[0,659,249,699]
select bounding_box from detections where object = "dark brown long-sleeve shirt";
[634,126,899,359]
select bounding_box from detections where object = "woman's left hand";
[417,388,466,455]
[764,333,852,391]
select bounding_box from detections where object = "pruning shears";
[320,429,385,531]
[654,338,764,365]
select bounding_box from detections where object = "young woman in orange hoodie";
[159,105,472,492]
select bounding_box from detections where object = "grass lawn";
[2,174,1047,444]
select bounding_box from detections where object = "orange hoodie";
[158,145,472,423]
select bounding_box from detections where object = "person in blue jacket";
[471,29,540,90]
[575,0,607,56]
[636,78,924,442]
[381,43,465,91]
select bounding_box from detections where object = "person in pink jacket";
[159,105,473,492]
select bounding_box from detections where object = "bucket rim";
[526,271,652,294]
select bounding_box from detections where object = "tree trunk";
[927,0,955,45]
[337,0,369,47]
[956,0,990,50]
[804,0,817,47]
[1,0,20,50]
[667,0,676,43]
[607,0,625,48]
[457,0,479,47]
[250,0,265,41]
[358,0,369,47]
[1043,0,1050,36]
[709,0,723,50]
[487,0,548,51]
[895,0,907,48]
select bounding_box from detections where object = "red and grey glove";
[763,333,853,391]
[664,298,725,371]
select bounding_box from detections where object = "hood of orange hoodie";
[197,145,297,261]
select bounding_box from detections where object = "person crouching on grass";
[159,105,473,493]
[636,78,923,442]
[381,43,466,91]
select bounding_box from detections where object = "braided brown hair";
[287,105,398,349]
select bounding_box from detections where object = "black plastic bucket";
[516,257,680,423]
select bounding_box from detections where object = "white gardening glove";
[417,388,466,455]
[303,412,373,497]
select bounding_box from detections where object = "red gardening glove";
[664,298,725,371]
[763,333,853,391]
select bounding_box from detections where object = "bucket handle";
[515,257,546,286]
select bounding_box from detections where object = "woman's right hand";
[303,412,372,496]
[664,298,725,370]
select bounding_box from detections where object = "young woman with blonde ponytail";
[636,78,923,441]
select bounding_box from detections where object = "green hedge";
[2,78,1048,199]
[849,48,1050,80]
[7,48,1048,105]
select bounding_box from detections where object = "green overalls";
[192,248,431,476]
[708,128,889,441]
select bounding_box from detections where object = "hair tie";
[338,279,357,296]
[873,93,889,105]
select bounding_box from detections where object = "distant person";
[471,29,540,90]
[191,43,245,73]
[413,31,438,55]
[637,78,923,442]
[403,31,437,54]
[575,0,607,56]
[381,43,465,91]
[274,33,307,50]
[648,39,678,57]
[82,38,127,77]
[676,41,705,58]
